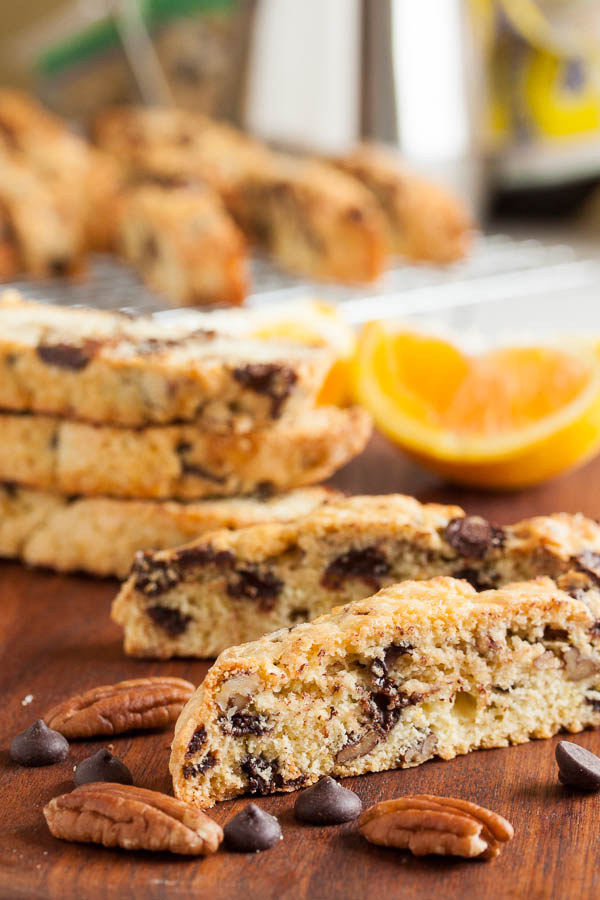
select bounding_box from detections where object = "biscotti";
[0,292,331,429]
[0,406,370,500]
[113,493,600,657]
[332,144,473,264]
[233,155,388,283]
[170,576,600,808]
[0,484,333,578]
[116,183,247,307]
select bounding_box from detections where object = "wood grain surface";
[2,432,600,900]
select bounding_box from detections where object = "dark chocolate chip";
[146,605,192,637]
[575,551,600,584]
[556,740,600,790]
[37,342,97,371]
[73,748,133,787]
[182,751,217,779]
[241,754,280,795]
[294,776,362,825]
[232,363,298,418]
[9,719,69,767]
[49,258,70,277]
[453,568,492,591]
[218,712,271,737]
[322,547,390,591]
[543,626,569,642]
[185,726,207,758]
[175,545,235,570]
[445,516,505,559]
[226,567,283,611]
[224,803,282,852]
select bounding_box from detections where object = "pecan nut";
[358,795,514,859]
[45,677,195,738]
[44,783,222,855]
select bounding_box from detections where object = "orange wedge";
[354,322,600,489]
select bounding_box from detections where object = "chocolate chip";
[49,258,70,277]
[322,547,390,591]
[146,605,192,636]
[182,751,217,779]
[10,720,69,767]
[233,363,297,418]
[74,748,133,787]
[175,545,235,570]
[219,712,271,736]
[575,551,600,584]
[453,568,492,591]
[226,567,283,611]
[543,626,569,641]
[37,342,97,371]
[179,460,227,483]
[224,803,282,852]
[241,754,280,795]
[133,553,181,596]
[185,726,207,758]
[556,740,600,790]
[294,776,362,825]
[445,516,505,559]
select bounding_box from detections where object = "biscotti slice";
[116,183,247,307]
[234,155,388,283]
[0,292,331,429]
[0,406,370,500]
[0,153,86,279]
[0,484,333,578]
[332,144,473,264]
[112,493,600,658]
[170,576,600,808]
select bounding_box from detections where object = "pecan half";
[359,795,513,859]
[45,677,194,738]
[44,783,222,855]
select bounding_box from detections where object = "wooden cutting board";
[2,432,600,900]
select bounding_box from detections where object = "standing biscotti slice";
[116,183,247,307]
[0,153,86,279]
[234,155,389,283]
[332,144,473,264]
[0,406,370,500]
[0,292,331,429]
[112,493,600,658]
[0,484,334,578]
[170,576,600,808]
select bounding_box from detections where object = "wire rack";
[8,234,600,328]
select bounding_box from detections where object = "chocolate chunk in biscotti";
[444,516,505,559]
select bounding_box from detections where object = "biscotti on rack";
[332,143,473,264]
[0,292,331,429]
[0,406,370,500]
[113,493,600,657]
[170,576,600,808]
[116,183,248,307]
[0,485,333,578]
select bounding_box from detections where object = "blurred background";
[5,0,600,492]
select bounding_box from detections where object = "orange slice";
[354,322,600,489]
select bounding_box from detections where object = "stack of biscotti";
[112,492,600,657]
[0,291,371,577]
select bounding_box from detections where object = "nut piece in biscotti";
[234,155,388,283]
[45,677,194,738]
[0,406,369,500]
[0,484,333,578]
[169,576,600,808]
[112,493,600,658]
[116,183,248,307]
[44,783,222,855]
[359,795,513,859]
[332,143,473,264]
[0,292,331,429]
